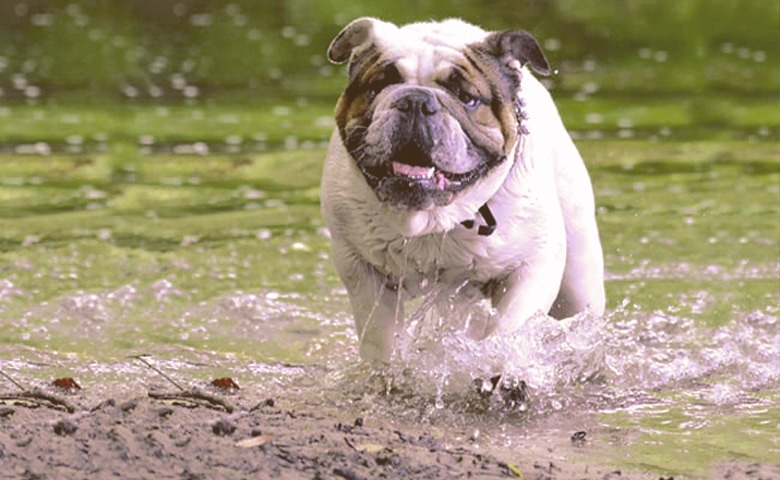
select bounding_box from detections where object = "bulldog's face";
[328,18,550,210]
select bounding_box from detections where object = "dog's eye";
[451,85,480,109]
[458,90,481,108]
[365,85,380,101]
[441,69,482,108]
[365,64,402,101]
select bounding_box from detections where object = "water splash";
[373,287,608,414]
[337,276,780,417]
[605,301,780,392]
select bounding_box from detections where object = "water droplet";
[233,14,247,27]
[190,14,213,27]
[181,235,199,247]
[31,13,53,26]
[12,74,27,90]
[284,136,299,150]
[183,85,199,98]
[544,38,560,51]
[148,85,163,98]
[123,85,139,98]
[291,242,309,252]
[246,28,261,41]
[582,58,597,72]
[218,114,239,124]
[170,73,186,90]
[23,235,41,246]
[585,113,603,124]
[581,82,599,95]
[281,26,296,39]
[193,142,208,155]
[294,34,310,47]
[24,86,40,98]
[273,106,291,116]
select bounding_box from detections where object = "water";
[1,2,778,476]
[1,139,777,478]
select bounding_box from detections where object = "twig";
[132,355,233,412]
[148,388,234,413]
[0,369,27,391]
[131,355,185,391]
[0,388,76,413]
[0,370,76,412]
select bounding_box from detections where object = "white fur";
[321,19,605,362]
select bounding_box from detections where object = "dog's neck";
[460,94,527,237]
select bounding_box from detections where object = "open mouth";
[359,158,478,195]
[359,142,479,194]
[390,162,456,191]
[353,140,506,209]
[357,157,488,209]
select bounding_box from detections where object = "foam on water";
[605,301,780,392]
[353,281,780,415]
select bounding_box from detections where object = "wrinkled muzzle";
[354,87,496,210]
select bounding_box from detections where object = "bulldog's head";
[328,18,550,211]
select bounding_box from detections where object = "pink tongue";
[392,162,434,179]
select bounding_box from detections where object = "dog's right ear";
[327,17,381,64]
[486,29,551,76]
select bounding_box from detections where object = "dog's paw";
[471,374,530,412]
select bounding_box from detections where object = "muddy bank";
[0,384,775,480]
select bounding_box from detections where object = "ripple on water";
[334,280,780,417]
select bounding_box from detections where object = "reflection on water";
[2,246,778,477]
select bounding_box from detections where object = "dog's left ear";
[328,17,399,64]
[485,30,551,76]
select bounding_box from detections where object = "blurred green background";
[0,0,777,133]
[1,0,778,98]
[0,0,777,240]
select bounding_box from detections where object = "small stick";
[26,388,77,413]
[0,389,76,413]
[131,355,185,391]
[148,389,234,413]
[0,369,27,391]
[132,356,233,412]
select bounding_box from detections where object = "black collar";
[460,203,497,236]
[459,96,527,237]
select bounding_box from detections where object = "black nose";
[393,90,440,116]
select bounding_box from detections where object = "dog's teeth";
[392,162,434,179]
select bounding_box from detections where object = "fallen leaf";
[211,377,240,391]
[354,443,387,453]
[52,378,81,391]
[235,434,273,448]
[507,462,524,478]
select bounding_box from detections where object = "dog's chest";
[364,227,513,296]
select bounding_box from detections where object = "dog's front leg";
[349,275,403,363]
[480,257,566,338]
[330,240,403,363]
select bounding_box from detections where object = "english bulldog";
[321,18,605,362]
